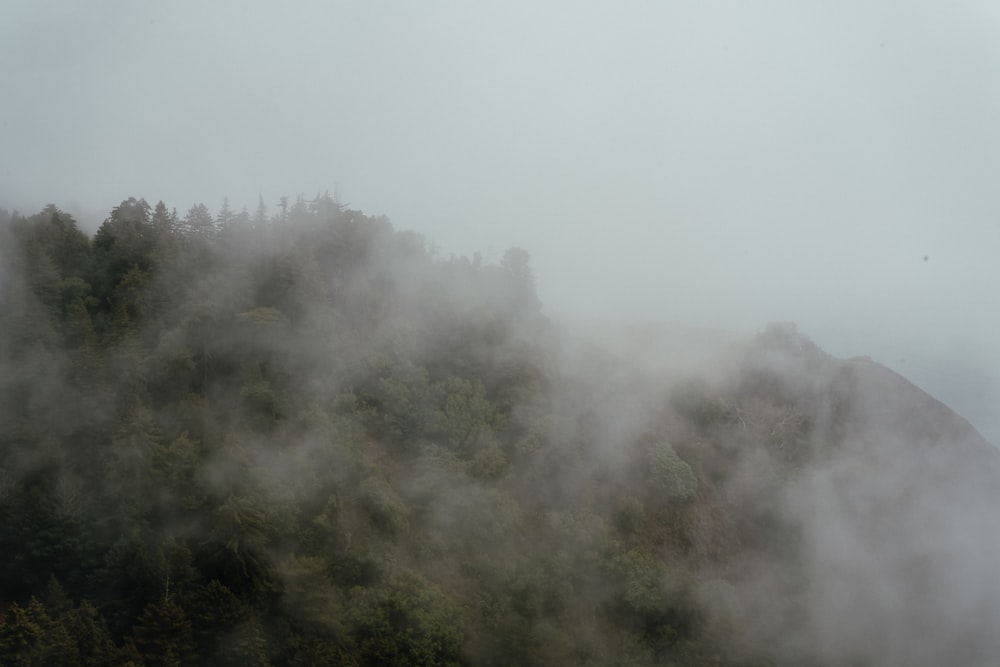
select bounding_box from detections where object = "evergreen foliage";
[0,195,995,666]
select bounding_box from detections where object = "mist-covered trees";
[0,195,568,666]
[1,195,995,666]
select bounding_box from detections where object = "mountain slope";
[0,199,997,666]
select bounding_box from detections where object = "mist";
[3,1,997,444]
[3,1,1000,665]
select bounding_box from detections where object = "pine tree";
[131,598,198,667]
[182,203,215,238]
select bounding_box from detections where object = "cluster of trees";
[0,194,993,665]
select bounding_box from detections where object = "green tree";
[131,598,198,667]
[0,600,47,666]
[63,601,121,667]
[217,197,235,230]
[226,612,272,667]
[0,597,79,666]
[437,377,503,452]
[105,403,164,518]
[604,548,703,662]
[151,200,176,235]
[204,490,277,600]
[183,580,262,666]
[349,571,464,667]
[649,441,698,504]
[22,205,92,280]
[161,431,207,511]
[182,203,215,238]
[90,197,160,335]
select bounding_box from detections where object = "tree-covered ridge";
[0,197,996,666]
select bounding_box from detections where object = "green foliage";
[615,496,647,536]
[438,377,503,451]
[604,547,705,661]
[356,476,410,537]
[470,443,508,481]
[106,403,164,514]
[225,613,272,667]
[207,493,273,584]
[162,432,207,510]
[649,441,698,504]
[66,601,126,667]
[131,598,197,667]
[368,360,438,442]
[0,194,883,666]
[0,598,78,666]
[0,601,46,666]
[348,571,464,667]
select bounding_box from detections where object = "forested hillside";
[1,196,997,666]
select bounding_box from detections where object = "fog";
[3,0,999,388]
[4,6,1000,660]
[3,1,998,442]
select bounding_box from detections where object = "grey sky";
[2,1,999,441]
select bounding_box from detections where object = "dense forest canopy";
[0,196,997,666]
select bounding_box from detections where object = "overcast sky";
[2,1,999,442]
